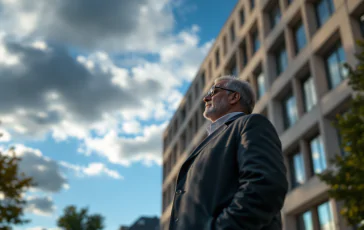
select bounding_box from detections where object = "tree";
[57,205,105,230]
[0,146,34,229]
[318,40,364,229]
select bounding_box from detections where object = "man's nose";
[203,95,211,102]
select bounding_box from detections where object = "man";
[169,76,288,230]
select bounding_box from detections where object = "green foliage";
[57,205,105,230]
[0,147,34,228]
[318,40,364,229]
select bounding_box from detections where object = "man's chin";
[203,111,214,120]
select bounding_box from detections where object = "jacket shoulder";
[234,113,271,125]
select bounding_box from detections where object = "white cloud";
[0,0,175,53]
[60,161,123,180]
[122,120,142,134]
[26,196,55,216]
[0,128,11,142]
[84,123,166,167]
[27,228,61,230]
[0,0,213,167]
[4,144,68,193]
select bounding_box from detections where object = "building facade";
[161,0,364,229]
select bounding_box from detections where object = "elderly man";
[169,76,288,230]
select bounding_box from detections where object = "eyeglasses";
[206,85,236,97]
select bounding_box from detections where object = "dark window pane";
[276,45,288,76]
[250,0,255,10]
[252,31,260,53]
[215,49,220,68]
[325,44,347,89]
[336,130,349,156]
[294,22,307,53]
[282,94,298,129]
[359,14,364,36]
[315,0,334,27]
[230,24,235,42]
[297,211,314,230]
[223,36,228,55]
[240,9,245,26]
[337,46,348,77]
[240,42,248,67]
[270,4,281,29]
[302,76,317,112]
[242,43,248,66]
[310,135,327,174]
[318,202,335,230]
[256,72,265,99]
[229,64,238,76]
[290,152,306,188]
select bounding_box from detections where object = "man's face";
[203,80,231,122]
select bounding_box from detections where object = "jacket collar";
[184,112,245,163]
[206,112,245,135]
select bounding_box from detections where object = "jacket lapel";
[184,113,245,163]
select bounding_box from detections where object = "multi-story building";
[161,0,364,229]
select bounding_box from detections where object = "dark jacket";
[169,113,288,230]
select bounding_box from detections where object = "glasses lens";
[210,86,215,96]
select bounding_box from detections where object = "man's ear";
[229,92,240,105]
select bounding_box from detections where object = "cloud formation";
[0,127,11,142]
[1,145,67,217]
[26,196,55,216]
[60,161,123,180]
[0,0,174,52]
[0,0,212,167]
[0,35,162,140]
[10,145,68,193]
[83,123,166,167]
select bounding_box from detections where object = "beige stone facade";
[161,0,364,229]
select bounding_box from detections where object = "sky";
[0,0,238,229]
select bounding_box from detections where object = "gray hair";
[214,75,256,114]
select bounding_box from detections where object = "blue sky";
[0,0,237,229]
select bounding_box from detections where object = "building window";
[201,72,205,90]
[250,0,255,10]
[325,43,348,89]
[315,0,335,28]
[290,151,306,188]
[230,23,235,42]
[302,76,317,112]
[241,41,248,67]
[240,9,245,26]
[188,93,193,109]
[223,36,228,56]
[256,71,265,99]
[208,61,212,80]
[293,20,307,54]
[215,49,220,68]
[297,210,314,230]
[359,13,364,36]
[252,30,260,54]
[336,129,349,156]
[282,93,298,129]
[317,202,335,230]
[228,63,238,76]
[269,4,281,29]
[275,44,288,76]
[181,107,186,122]
[310,135,327,174]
